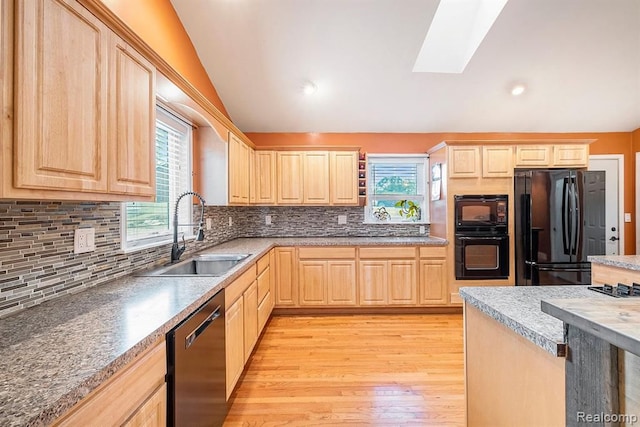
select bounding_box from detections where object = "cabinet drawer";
[258,291,272,332]
[359,247,416,259]
[257,267,270,304]
[257,253,270,274]
[54,341,166,426]
[298,247,356,259]
[419,246,447,258]
[225,264,257,309]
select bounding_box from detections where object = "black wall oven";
[454,195,510,280]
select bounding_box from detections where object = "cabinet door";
[359,261,387,305]
[14,0,109,192]
[553,144,588,167]
[330,151,359,205]
[327,261,357,305]
[225,297,244,399]
[388,260,417,305]
[515,145,551,167]
[419,259,448,305]
[255,151,276,204]
[249,147,256,204]
[122,383,166,427]
[108,35,156,197]
[275,247,298,306]
[448,146,481,178]
[277,152,304,204]
[482,146,513,178]
[229,133,249,204]
[303,151,330,204]
[243,281,258,362]
[269,249,277,311]
[299,260,327,305]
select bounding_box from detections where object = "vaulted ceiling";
[171,0,640,133]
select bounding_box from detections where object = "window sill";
[121,235,196,254]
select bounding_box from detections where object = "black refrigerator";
[514,169,606,286]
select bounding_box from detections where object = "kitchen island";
[541,255,640,427]
[0,236,445,427]
[460,285,608,427]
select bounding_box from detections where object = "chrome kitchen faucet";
[171,191,206,263]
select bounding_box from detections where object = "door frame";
[589,154,624,254]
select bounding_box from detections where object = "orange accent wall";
[99,0,230,119]
[248,132,636,254]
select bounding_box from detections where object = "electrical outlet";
[206,218,212,230]
[419,225,426,234]
[338,215,347,225]
[265,215,272,225]
[228,216,233,227]
[74,228,96,254]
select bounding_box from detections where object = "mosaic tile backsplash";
[0,202,428,318]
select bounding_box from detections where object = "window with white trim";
[365,155,429,223]
[121,105,193,251]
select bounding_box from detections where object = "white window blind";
[121,106,193,251]
[366,155,429,223]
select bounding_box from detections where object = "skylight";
[413,0,509,74]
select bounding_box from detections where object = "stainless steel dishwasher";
[167,289,226,426]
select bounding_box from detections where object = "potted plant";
[395,200,421,221]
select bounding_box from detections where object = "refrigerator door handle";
[572,177,581,256]
[561,178,571,255]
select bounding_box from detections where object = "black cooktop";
[588,283,640,298]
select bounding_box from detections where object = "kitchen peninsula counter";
[460,285,609,427]
[0,236,445,427]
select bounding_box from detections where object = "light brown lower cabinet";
[225,251,275,400]
[277,246,449,309]
[52,340,166,426]
[225,296,244,400]
[359,260,417,305]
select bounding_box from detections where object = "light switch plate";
[338,215,347,225]
[265,215,272,225]
[419,226,426,234]
[625,213,632,223]
[74,228,95,254]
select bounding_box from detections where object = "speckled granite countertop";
[459,286,609,357]
[542,298,640,356]
[588,255,640,271]
[0,236,445,426]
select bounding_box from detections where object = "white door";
[588,155,622,255]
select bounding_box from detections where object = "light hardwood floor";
[225,314,465,426]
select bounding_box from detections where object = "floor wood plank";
[225,314,465,426]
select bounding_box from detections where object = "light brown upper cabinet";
[12,0,156,200]
[272,150,358,206]
[276,152,304,204]
[448,146,481,178]
[303,151,330,204]
[108,34,156,197]
[482,146,513,178]
[515,144,589,168]
[552,144,589,167]
[228,132,250,204]
[330,151,359,205]
[254,151,277,204]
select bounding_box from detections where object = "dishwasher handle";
[185,305,221,349]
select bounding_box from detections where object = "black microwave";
[454,195,508,232]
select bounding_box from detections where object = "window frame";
[364,154,430,224]
[120,103,194,253]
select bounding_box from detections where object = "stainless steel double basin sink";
[138,253,250,277]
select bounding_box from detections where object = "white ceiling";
[170,0,640,133]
